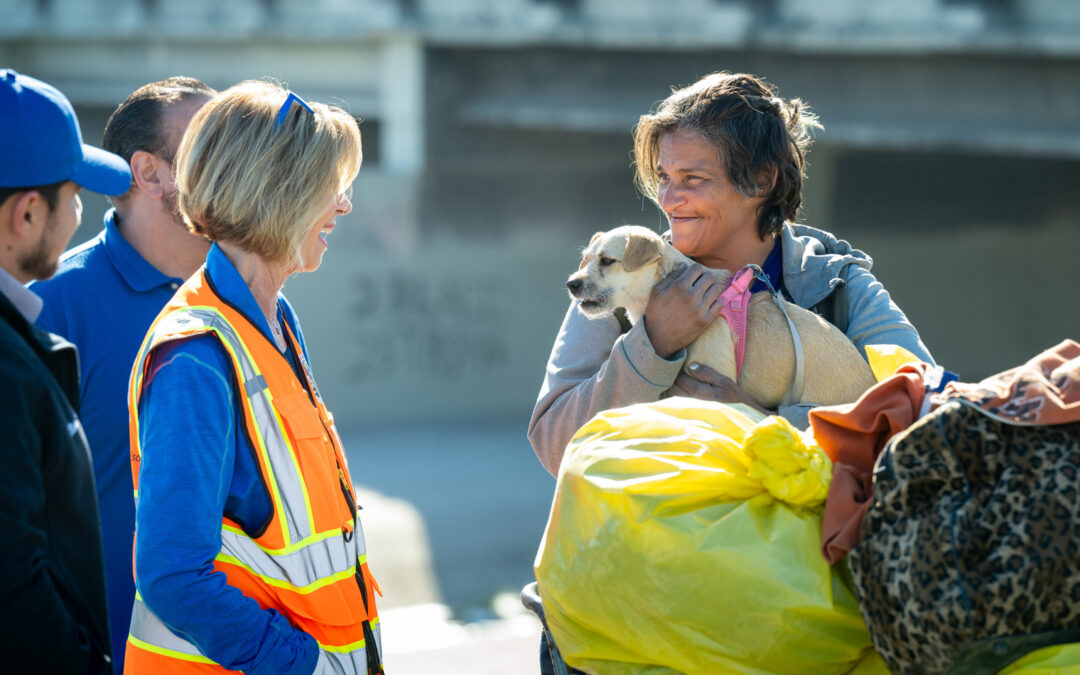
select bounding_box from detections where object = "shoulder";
[0,321,47,397]
[779,223,876,308]
[31,230,113,304]
[782,223,871,264]
[147,333,232,378]
[38,230,110,287]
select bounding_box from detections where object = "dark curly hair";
[633,72,821,240]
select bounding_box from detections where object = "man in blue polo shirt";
[1,68,131,673]
[31,76,215,671]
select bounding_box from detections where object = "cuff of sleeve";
[618,320,686,389]
[776,403,813,430]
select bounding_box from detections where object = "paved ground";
[341,421,555,673]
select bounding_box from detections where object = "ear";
[7,190,49,239]
[579,231,605,269]
[130,150,165,199]
[622,232,662,272]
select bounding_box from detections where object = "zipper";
[338,467,356,542]
[282,328,359,538]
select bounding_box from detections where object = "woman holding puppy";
[529,71,935,476]
[125,82,382,674]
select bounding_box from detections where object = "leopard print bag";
[848,399,1080,674]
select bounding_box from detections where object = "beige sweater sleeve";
[527,301,686,476]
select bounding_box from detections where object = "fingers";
[685,362,730,386]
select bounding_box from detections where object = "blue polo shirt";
[132,243,318,674]
[31,209,188,672]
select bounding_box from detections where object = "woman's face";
[298,187,352,273]
[656,129,763,268]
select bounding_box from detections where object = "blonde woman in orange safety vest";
[125,80,381,674]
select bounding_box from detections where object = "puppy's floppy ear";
[622,232,663,272]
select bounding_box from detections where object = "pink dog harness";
[716,265,807,405]
[717,267,755,378]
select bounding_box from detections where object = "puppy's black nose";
[566,279,582,295]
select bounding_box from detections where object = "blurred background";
[4,0,1080,670]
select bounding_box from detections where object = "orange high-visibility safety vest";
[125,270,382,674]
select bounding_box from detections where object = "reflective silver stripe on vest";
[372,620,383,661]
[131,304,374,668]
[219,525,360,589]
[147,309,312,545]
[129,594,209,661]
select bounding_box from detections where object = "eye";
[599,256,616,267]
[656,172,670,184]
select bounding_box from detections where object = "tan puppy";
[566,225,876,409]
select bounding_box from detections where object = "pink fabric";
[717,267,754,378]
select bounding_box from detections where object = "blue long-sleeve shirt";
[31,210,187,671]
[134,244,319,674]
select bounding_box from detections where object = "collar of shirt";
[103,208,184,292]
[0,264,43,323]
[204,242,285,348]
[750,235,784,294]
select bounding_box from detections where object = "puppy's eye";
[598,256,616,267]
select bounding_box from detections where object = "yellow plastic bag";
[865,344,923,382]
[535,398,882,674]
[1000,643,1080,673]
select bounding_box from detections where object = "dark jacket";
[0,291,113,673]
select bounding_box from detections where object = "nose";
[337,193,352,216]
[657,181,683,214]
[566,278,582,295]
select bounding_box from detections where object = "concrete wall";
[4,0,1080,436]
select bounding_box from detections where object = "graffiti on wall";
[346,269,510,382]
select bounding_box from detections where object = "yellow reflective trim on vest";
[208,322,292,546]
[318,637,366,654]
[221,523,346,555]
[188,304,320,545]
[262,387,320,541]
[214,553,356,594]
[132,304,292,547]
[127,634,217,664]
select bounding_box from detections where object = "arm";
[529,264,732,475]
[0,368,99,672]
[840,264,935,365]
[772,264,936,428]
[528,302,684,476]
[134,338,318,675]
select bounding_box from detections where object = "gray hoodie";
[528,223,935,476]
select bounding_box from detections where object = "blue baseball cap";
[0,69,131,195]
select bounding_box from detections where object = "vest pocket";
[273,391,355,529]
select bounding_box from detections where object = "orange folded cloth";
[810,339,1080,564]
[809,363,931,564]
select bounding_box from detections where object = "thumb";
[687,361,731,385]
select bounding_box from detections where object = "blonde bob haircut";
[175,80,362,265]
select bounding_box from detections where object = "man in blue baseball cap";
[0,68,131,674]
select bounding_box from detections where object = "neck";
[217,241,292,327]
[695,231,777,272]
[115,203,210,279]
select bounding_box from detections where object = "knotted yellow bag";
[534,398,886,674]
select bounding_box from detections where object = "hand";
[668,362,773,416]
[643,263,728,359]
